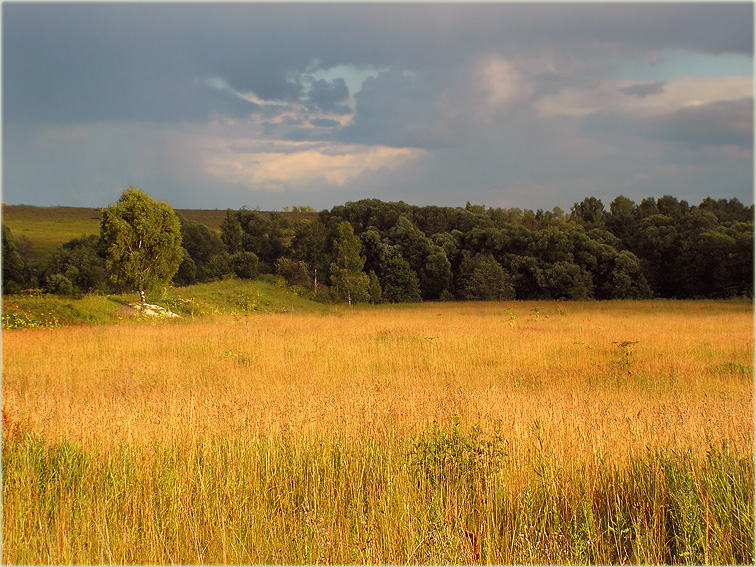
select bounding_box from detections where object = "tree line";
[2,191,753,303]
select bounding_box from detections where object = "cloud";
[336,69,447,148]
[618,81,667,99]
[310,118,341,128]
[2,3,753,211]
[535,75,753,118]
[203,141,429,194]
[2,122,218,206]
[305,78,351,114]
[471,55,533,119]
[336,55,534,149]
[653,98,754,149]
[4,3,752,125]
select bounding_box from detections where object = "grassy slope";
[1,278,333,328]
[0,205,328,327]
[1,205,319,265]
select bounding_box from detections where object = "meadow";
[2,299,754,564]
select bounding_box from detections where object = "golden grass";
[4,300,752,452]
[2,299,754,564]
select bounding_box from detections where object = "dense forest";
[3,195,753,302]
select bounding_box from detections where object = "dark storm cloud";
[336,68,458,149]
[654,98,754,149]
[582,97,754,151]
[618,81,667,99]
[3,2,753,210]
[336,69,422,147]
[305,78,351,114]
[3,3,752,125]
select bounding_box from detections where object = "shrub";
[44,274,74,297]
[231,251,259,280]
[275,258,310,287]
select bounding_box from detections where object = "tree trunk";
[139,289,146,312]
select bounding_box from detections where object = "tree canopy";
[2,225,27,295]
[100,187,183,307]
[8,193,754,305]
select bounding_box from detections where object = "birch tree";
[100,187,183,310]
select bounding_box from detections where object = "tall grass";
[2,300,753,564]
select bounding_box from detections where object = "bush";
[231,251,259,280]
[42,235,108,295]
[173,249,198,286]
[275,258,311,288]
[2,225,28,294]
[206,253,233,280]
[44,274,74,297]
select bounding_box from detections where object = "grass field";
[2,298,753,564]
[1,205,103,264]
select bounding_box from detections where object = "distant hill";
[1,205,319,265]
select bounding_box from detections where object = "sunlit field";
[2,300,753,564]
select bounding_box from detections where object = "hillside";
[2,205,102,263]
[2,277,333,328]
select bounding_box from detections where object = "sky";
[2,2,754,213]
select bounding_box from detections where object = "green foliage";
[380,255,422,303]
[100,188,183,304]
[537,261,594,300]
[173,248,198,286]
[329,222,369,304]
[237,209,286,273]
[275,257,310,288]
[1,205,103,265]
[367,270,382,304]
[2,225,27,294]
[0,293,127,328]
[230,251,259,280]
[423,245,453,300]
[409,419,507,488]
[178,215,226,282]
[6,193,754,301]
[457,252,515,301]
[1,310,61,329]
[41,234,108,296]
[610,251,652,299]
[1,279,332,328]
[43,273,74,297]
[206,252,233,280]
[162,279,330,316]
[219,208,243,253]
[291,218,330,284]
[571,196,607,229]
